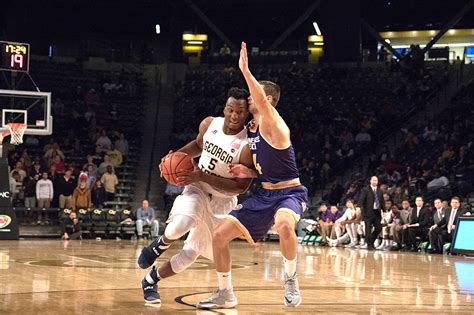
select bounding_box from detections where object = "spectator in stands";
[9,171,23,206]
[336,143,354,167]
[61,211,81,240]
[96,129,112,154]
[355,128,372,145]
[107,144,123,167]
[135,200,159,239]
[29,161,42,181]
[341,183,359,204]
[91,179,107,209]
[83,154,98,173]
[36,172,53,225]
[427,171,449,193]
[19,150,32,169]
[429,196,464,254]
[115,132,129,159]
[101,165,118,201]
[325,182,344,205]
[22,175,37,209]
[44,142,65,165]
[85,88,99,106]
[10,161,27,181]
[219,43,231,57]
[56,169,76,208]
[69,161,82,178]
[98,154,115,175]
[36,172,53,207]
[62,138,75,156]
[71,177,91,211]
[42,138,55,153]
[51,155,66,175]
[391,186,406,207]
[402,196,431,252]
[84,164,97,188]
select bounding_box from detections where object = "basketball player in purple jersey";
[197,42,308,309]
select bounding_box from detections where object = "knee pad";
[170,248,199,274]
[164,215,196,241]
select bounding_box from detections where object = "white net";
[6,123,27,145]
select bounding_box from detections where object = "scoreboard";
[1,41,30,72]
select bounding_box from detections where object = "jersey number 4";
[252,154,263,175]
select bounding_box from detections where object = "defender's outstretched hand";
[228,163,257,179]
[239,42,249,74]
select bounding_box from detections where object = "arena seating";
[171,62,447,197]
[5,59,147,234]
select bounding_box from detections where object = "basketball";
[160,152,194,185]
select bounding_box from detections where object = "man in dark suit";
[432,198,446,225]
[403,196,432,252]
[428,196,464,254]
[358,176,384,250]
[429,198,446,251]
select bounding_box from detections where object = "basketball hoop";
[5,123,27,145]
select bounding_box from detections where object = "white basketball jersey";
[197,117,248,197]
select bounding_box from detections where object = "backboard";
[0,89,52,136]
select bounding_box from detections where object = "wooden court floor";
[1,239,473,314]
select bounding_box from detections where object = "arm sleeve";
[136,209,143,220]
[71,190,77,209]
[337,209,349,222]
[49,181,54,199]
[36,181,40,199]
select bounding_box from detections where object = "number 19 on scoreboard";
[1,41,30,72]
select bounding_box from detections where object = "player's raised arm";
[239,42,290,148]
[239,42,275,119]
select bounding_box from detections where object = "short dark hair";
[258,80,280,107]
[227,87,250,104]
[452,196,461,202]
[434,198,442,202]
[416,196,423,201]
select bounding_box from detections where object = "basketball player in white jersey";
[138,87,254,304]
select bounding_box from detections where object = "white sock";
[217,271,232,290]
[145,268,161,284]
[283,257,297,277]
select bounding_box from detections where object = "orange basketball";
[160,152,194,185]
